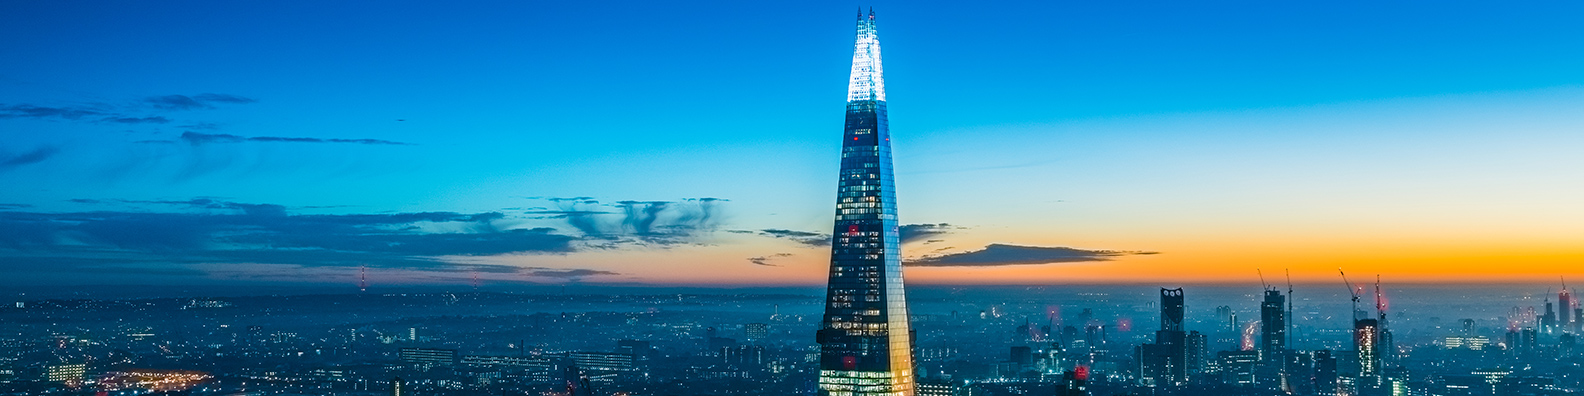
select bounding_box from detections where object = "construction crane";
[1375,275,1387,327]
[1340,268,1361,321]
[1286,269,1295,349]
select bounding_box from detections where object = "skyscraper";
[1139,288,1187,386]
[816,9,915,396]
[1354,318,1381,393]
[1261,290,1287,361]
[1562,288,1573,331]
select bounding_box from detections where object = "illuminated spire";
[847,10,884,102]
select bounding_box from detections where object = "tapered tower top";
[847,9,884,102]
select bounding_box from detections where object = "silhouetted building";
[617,339,651,360]
[1261,290,1287,362]
[814,10,915,396]
[390,377,405,396]
[1562,289,1573,331]
[1186,331,1208,375]
[1010,346,1033,367]
[1056,367,1091,396]
[1218,350,1259,387]
[1314,350,1338,396]
[1138,288,1187,387]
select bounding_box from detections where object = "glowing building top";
[847,9,885,103]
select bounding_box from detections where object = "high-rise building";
[746,323,769,343]
[1139,288,1187,386]
[1161,288,1184,332]
[1574,308,1583,333]
[1543,299,1557,334]
[1354,319,1381,392]
[1261,290,1287,361]
[391,377,405,396]
[1562,289,1573,330]
[815,9,915,396]
[1186,331,1208,375]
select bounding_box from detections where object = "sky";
[2,1,1583,287]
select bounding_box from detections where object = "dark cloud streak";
[907,244,1157,267]
[0,147,59,170]
[180,132,410,146]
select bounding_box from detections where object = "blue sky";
[3,1,1583,286]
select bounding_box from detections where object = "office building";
[399,347,458,366]
[814,9,916,396]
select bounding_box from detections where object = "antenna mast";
[359,265,368,292]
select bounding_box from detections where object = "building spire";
[847,9,885,102]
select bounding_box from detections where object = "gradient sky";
[3,1,1583,287]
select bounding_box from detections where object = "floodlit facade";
[815,9,914,396]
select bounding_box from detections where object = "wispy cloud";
[747,253,793,266]
[522,268,619,279]
[101,116,171,124]
[907,244,1157,267]
[179,131,410,146]
[144,93,257,110]
[0,104,106,120]
[0,146,59,171]
[754,229,829,246]
[899,223,960,244]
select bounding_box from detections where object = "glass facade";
[817,10,914,396]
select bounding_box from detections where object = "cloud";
[192,93,257,104]
[0,146,59,170]
[748,223,956,247]
[179,131,410,146]
[522,268,619,279]
[0,200,579,274]
[0,104,106,120]
[145,93,256,110]
[0,204,31,209]
[747,253,793,266]
[756,229,829,246]
[899,223,960,244]
[179,122,221,130]
[102,116,171,124]
[907,244,1157,267]
[531,197,727,245]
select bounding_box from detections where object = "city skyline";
[4,2,1584,286]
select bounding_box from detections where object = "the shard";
[815,9,914,396]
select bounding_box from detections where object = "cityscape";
[4,1,1584,396]
[1,283,1583,396]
